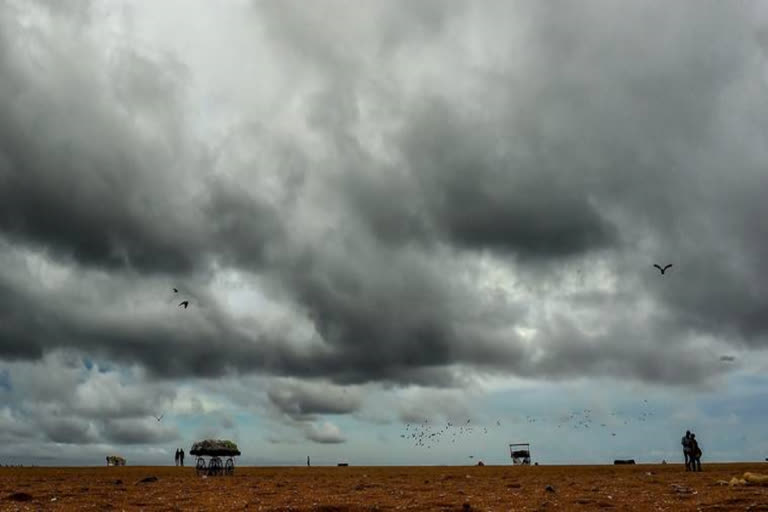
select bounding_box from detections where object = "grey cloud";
[37,416,96,444]
[397,389,472,424]
[1,0,767,402]
[267,379,363,421]
[0,9,283,277]
[101,419,179,445]
[303,421,346,444]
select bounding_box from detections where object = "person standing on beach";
[307,456,310,467]
[180,448,185,467]
[174,449,180,466]
[690,434,702,472]
[681,430,692,471]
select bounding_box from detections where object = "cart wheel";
[196,457,206,476]
[225,458,234,475]
[209,456,223,476]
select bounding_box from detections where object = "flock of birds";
[400,400,659,454]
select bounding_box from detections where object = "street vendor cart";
[190,439,241,476]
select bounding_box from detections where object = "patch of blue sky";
[0,368,11,391]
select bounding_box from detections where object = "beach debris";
[729,472,768,486]
[670,483,695,495]
[545,485,556,493]
[5,492,33,502]
[136,476,158,484]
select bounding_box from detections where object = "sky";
[1,0,768,466]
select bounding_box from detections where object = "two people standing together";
[681,430,702,471]
[174,448,185,467]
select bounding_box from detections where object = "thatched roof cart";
[190,440,240,476]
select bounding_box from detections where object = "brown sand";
[1,463,768,511]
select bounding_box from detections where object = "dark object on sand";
[136,476,158,484]
[191,439,240,476]
[614,459,636,465]
[545,485,555,492]
[476,461,485,466]
[338,463,349,467]
[5,492,33,502]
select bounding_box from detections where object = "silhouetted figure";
[180,449,184,467]
[654,264,673,275]
[179,301,189,309]
[690,434,702,472]
[106,456,109,466]
[307,456,310,467]
[175,449,180,467]
[682,430,692,471]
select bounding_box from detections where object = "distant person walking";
[681,430,693,471]
[174,449,180,467]
[180,448,185,467]
[690,434,702,472]
[307,456,310,467]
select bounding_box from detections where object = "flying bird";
[178,301,189,309]
[720,355,736,362]
[153,414,163,422]
[653,264,673,274]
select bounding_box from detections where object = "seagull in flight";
[153,414,163,422]
[178,301,189,309]
[173,288,178,293]
[653,264,673,275]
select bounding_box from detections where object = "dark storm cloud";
[0,9,283,277]
[380,97,619,258]
[1,0,768,395]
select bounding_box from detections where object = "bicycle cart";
[190,439,241,476]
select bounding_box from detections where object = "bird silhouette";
[153,414,163,422]
[653,264,673,274]
[173,288,178,293]
[178,301,189,309]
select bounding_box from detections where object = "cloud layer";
[1,0,768,462]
